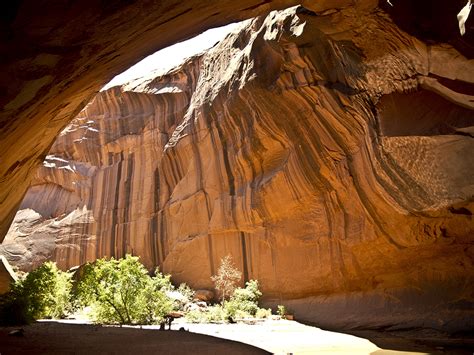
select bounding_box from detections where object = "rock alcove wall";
[1,2,474,332]
[1,2,474,331]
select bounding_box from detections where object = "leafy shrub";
[178,283,195,302]
[225,280,262,318]
[141,281,174,325]
[255,307,272,319]
[185,309,207,323]
[277,304,287,317]
[185,279,267,322]
[151,267,173,291]
[77,254,173,325]
[185,305,227,323]
[205,304,228,323]
[225,298,257,318]
[231,280,262,304]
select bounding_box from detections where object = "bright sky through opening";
[102,23,240,90]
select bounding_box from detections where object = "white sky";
[102,22,240,90]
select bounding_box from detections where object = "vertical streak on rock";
[124,153,134,254]
[111,153,123,257]
[208,236,215,277]
[150,215,158,264]
[240,231,249,283]
[158,210,166,264]
[215,117,235,197]
[152,168,160,265]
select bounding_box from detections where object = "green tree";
[211,255,242,304]
[77,254,173,325]
[19,261,72,319]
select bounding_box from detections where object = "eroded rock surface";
[0,0,302,241]
[0,256,17,294]
[2,5,474,331]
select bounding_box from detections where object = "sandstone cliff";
[2,6,473,331]
[0,0,303,242]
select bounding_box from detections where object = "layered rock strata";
[0,0,303,241]
[2,5,474,331]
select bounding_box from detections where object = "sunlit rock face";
[0,0,302,242]
[0,256,17,294]
[2,6,474,331]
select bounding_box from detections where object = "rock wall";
[0,256,17,294]
[0,0,302,242]
[2,5,474,331]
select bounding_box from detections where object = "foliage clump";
[77,254,174,325]
[0,261,72,325]
[225,280,262,318]
[277,304,287,317]
[1,253,278,326]
[22,261,73,319]
[186,279,270,323]
[186,255,271,323]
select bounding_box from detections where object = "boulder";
[194,290,215,303]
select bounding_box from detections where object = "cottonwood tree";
[77,255,173,325]
[0,261,72,324]
[20,261,72,319]
[211,255,242,304]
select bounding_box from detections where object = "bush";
[185,305,227,323]
[77,254,173,325]
[151,267,174,291]
[205,304,228,323]
[231,280,262,304]
[225,298,257,318]
[225,280,262,318]
[178,283,195,302]
[277,304,287,317]
[141,281,174,325]
[255,308,272,319]
[185,309,207,323]
[185,279,267,322]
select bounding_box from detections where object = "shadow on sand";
[0,321,269,355]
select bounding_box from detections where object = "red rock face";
[0,0,301,241]
[1,5,474,331]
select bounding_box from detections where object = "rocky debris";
[194,290,214,303]
[8,329,24,337]
[185,302,208,313]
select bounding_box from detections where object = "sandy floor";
[170,319,385,354]
[1,319,472,354]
